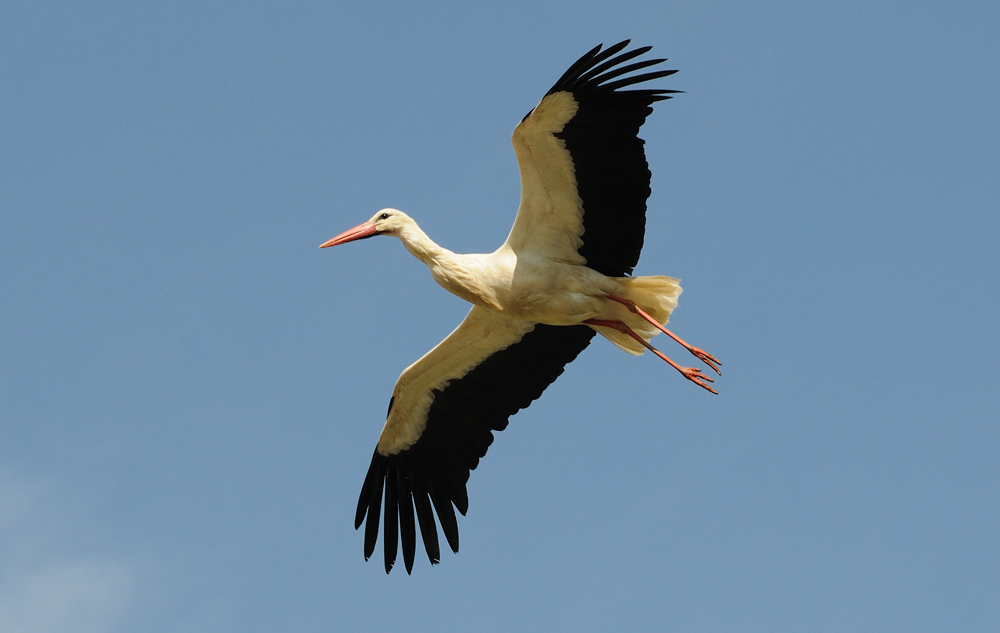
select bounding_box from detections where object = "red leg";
[584,319,717,395]
[605,294,721,375]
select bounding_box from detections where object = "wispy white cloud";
[0,474,134,633]
[0,558,132,633]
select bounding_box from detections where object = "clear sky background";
[2,2,998,632]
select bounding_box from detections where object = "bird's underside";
[320,41,720,573]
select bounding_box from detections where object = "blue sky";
[2,2,998,631]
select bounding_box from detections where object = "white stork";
[321,41,720,574]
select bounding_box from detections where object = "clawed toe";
[680,366,718,395]
[690,348,722,375]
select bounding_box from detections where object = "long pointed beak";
[319,222,379,248]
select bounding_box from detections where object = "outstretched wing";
[356,306,595,573]
[503,41,679,276]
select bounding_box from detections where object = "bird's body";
[333,208,687,457]
[382,214,679,338]
[321,42,720,573]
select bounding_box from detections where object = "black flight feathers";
[548,40,679,101]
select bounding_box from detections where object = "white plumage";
[321,41,720,573]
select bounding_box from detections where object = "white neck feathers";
[397,221,450,265]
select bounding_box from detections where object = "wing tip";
[547,42,677,98]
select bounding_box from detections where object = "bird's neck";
[397,222,451,265]
[398,220,505,311]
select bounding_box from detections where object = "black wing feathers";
[357,325,595,573]
[397,469,416,572]
[578,46,650,83]
[547,41,678,277]
[382,472,398,574]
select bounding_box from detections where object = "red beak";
[319,222,379,248]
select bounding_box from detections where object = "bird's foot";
[688,347,722,376]
[678,365,718,395]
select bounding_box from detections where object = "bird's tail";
[596,276,682,355]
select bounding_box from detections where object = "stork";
[321,41,720,574]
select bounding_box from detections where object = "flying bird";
[321,41,719,574]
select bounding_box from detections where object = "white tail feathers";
[596,276,682,355]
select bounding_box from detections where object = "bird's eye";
[379,213,390,220]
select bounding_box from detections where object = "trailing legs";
[605,294,721,375]
[583,318,718,395]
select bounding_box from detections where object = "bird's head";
[319,208,412,248]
